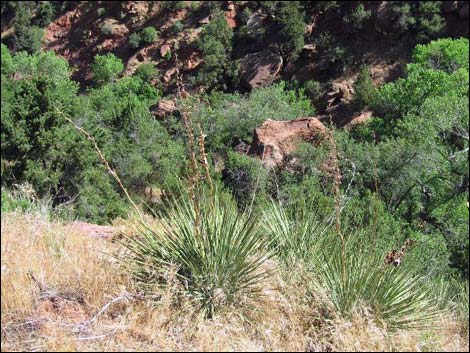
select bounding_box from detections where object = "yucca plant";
[313,234,440,329]
[119,187,273,317]
[262,200,324,267]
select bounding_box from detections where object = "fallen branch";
[72,292,131,333]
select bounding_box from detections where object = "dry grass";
[1,212,468,352]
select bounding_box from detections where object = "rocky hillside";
[2,1,468,125]
[2,3,469,351]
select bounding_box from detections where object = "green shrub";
[302,80,323,101]
[191,82,313,153]
[315,32,352,74]
[133,62,158,82]
[100,23,115,36]
[163,48,171,60]
[314,31,333,51]
[1,43,13,75]
[314,1,339,12]
[120,187,273,317]
[354,65,376,108]
[189,1,199,11]
[275,1,305,57]
[128,32,141,48]
[164,1,187,11]
[14,3,44,54]
[415,1,444,42]
[239,7,252,24]
[35,1,56,27]
[390,2,416,33]
[171,20,184,34]
[1,187,33,213]
[196,9,237,90]
[140,26,158,44]
[91,53,124,85]
[390,1,444,42]
[412,38,469,73]
[343,3,371,30]
[16,25,44,54]
[223,151,268,211]
[97,7,105,16]
[1,49,183,224]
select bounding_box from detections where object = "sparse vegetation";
[343,3,371,30]
[133,62,158,82]
[100,22,115,36]
[354,65,376,108]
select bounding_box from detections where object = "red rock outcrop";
[343,110,374,130]
[240,50,283,89]
[151,99,177,119]
[249,118,326,167]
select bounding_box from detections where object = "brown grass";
[1,212,468,352]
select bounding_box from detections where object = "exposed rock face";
[249,118,326,167]
[322,79,355,118]
[246,12,265,30]
[240,50,283,89]
[326,81,355,106]
[343,110,374,130]
[151,99,177,118]
[224,1,237,28]
[160,44,171,58]
[162,67,177,83]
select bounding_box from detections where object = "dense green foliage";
[274,1,306,57]
[91,53,124,85]
[191,82,313,153]
[1,47,184,223]
[196,9,239,91]
[14,3,44,54]
[353,65,376,109]
[133,62,158,83]
[140,26,158,44]
[128,27,158,48]
[390,1,444,42]
[344,38,469,277]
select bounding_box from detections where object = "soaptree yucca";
[120,188,273,316]
[262,200,324,267]
[313,234,440,329]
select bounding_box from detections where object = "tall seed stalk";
[174,43,214,235]
[56,109,144,222]
[326,118,346,283]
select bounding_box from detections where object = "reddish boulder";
[343,110,374,130]
[240,50,283,89]
[160,44,171,58]
[249,118,326,167]
[151,99,177,119]
[224,2,237,28]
